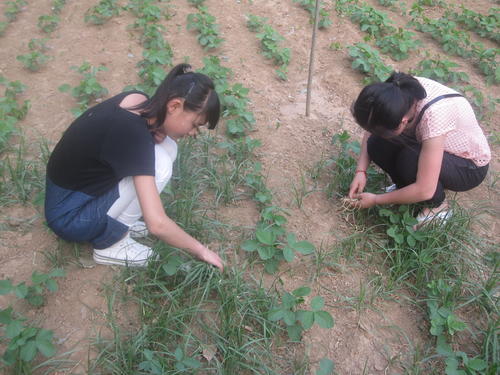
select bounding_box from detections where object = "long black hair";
[132,63,220,130]
[351,72,426,137]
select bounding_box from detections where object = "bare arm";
[348,131,371,198]
[133,175,224,270]
[354,135,445,207]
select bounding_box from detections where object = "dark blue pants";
[44,178,129,249]
[367,135,489,207]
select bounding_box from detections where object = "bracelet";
[355,170,367,176]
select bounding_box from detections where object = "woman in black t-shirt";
[45,64,223,270]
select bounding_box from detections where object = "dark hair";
[133,63,220,130]
[351,72,426,137]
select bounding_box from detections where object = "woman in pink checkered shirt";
[348,72,490,224]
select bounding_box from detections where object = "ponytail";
[351,72,426,137]
[132,63,220,130]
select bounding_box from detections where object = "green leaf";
[406,235,416,247]
[287,324,303,342]
[283,246,295,262]
[0,279,12,295]
[268,308,284,321]
[283,310,296,326]
[466,358,487,371]
[174,347,183,361]
[20,340,37,362]
[297,310,314,329]
[394,233,404,244]
[316,358,335,375]
[447,314,467,335]
[436,335,454,356]
[314,311,334,329]
[162,255,183,276]
[14,283,28,299]
[256,229,276,245]
[49,268,65,278]
[257,245,275,260]
[292,286,311,297]
[445,356,460,375]
[387,227,397,238]
[6,319,23,338]
[264,258,280,274]
[46,279,58,292]
[0,307,13,324]
[58,83,71,92]
[241,239,259,252]
[311,296,325,311]
[31,271,48,285]
[292,241,315,255]
[36,330,56,357]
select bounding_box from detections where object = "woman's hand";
[349,172,367,198]
[352,192,378,208]
[198,246,224,272]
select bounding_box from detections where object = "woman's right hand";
[348,172,367,199]
[199,246,224,272]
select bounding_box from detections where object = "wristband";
[355,170,367,177]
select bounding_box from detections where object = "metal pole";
[305,0,321,117]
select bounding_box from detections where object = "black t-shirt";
[47,91,155,197]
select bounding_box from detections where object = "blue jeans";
[44,178,129,249]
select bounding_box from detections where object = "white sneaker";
[385,184,397,193]
[93,234,154,267]
[129,220,149,238]
[416,209,453,227]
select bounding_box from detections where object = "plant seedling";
[16,38,51,72]
[268,286,334,341]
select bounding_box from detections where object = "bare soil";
[0,0,498,374]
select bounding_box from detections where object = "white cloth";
[106,136,178,226]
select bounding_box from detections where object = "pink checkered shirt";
[412,77,491,166]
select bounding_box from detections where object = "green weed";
[293,0,332,29]
[0,269,65,307]
[347,43,392,84]
[448,6,500,44]
[58,61,109,117]
[412,56,469,84]
[187,6,224,50]
[4,0,27,22]
[0,21,8,36]
[246,15,291,80]
[51,0,67,15]
[85,0,121,25]
[0,307,57,373]
[241,206,315,273]
[37,14,60,34]
[0,76,30,153]
[268,286,334,341]
[16,38,51,72]
[375,28,421,61]
[349,4,394,38]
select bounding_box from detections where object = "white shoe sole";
[93,252,150,267]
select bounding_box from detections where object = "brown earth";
[0,0,498,374]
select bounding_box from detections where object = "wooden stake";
[305,0,321,117]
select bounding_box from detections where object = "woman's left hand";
[352,192,378,208]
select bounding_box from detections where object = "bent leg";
[368,135,420,188]
[106,139,177,227]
